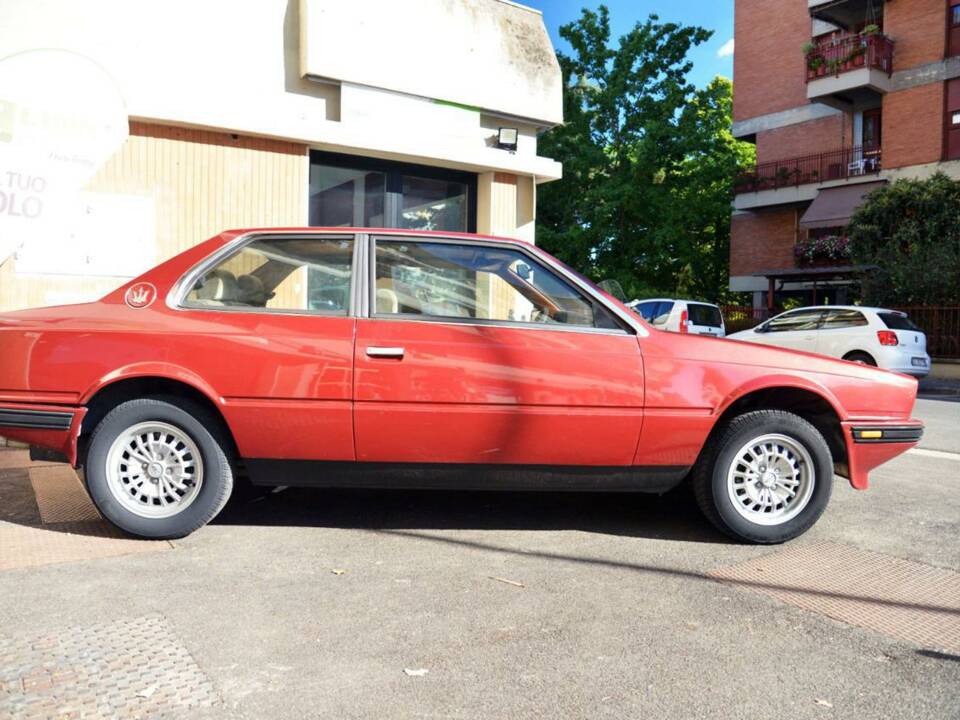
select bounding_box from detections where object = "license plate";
[911,357,927,367]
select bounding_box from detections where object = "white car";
[628,298,726,337]
[728,306,930,377]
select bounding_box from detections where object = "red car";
[0,229,922,542]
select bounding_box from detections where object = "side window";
[821,309,868,329]
[183,236,353,313]
[373,240,619,329]
[634,302,658,321]
[652,302,675,326]
[766,309,824,333]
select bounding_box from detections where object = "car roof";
[778,305,901,314]
[219,227,535,247]
[634,298,719,306]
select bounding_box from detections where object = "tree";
[536,6,754,302]
[848,173,960,305]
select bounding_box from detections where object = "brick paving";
[710,541,960,654]
[0,450,170,572]
[0,615,218,719]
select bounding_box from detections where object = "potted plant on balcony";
[807,55,826,79]
[794,235,852,266]
[847,43,866,68]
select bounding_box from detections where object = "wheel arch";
[711,379,849,480]
[842,349,876,364]
[77,368,236,467]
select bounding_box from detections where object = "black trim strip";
[852,426,924,444]
[244,460,689,493]
[0,408,73,431]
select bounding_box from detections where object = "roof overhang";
[751,264,878,281]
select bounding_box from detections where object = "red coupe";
[0,229,922,542]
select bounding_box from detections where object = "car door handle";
[366,346,405,359]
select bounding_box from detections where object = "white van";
[628,298,726,337]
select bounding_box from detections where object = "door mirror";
[755,322,769,334]
[514,262,533,281]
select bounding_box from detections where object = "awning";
[799,181,886,230]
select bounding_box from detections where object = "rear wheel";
[85,398,233,539]
[843,351,877,366]
[693,410,833,544]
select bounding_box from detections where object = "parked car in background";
[728,306,930,377]
[628,298,726,337]
[0,230,922,543]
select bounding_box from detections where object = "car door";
[175,233,357,461]
[816,308,869,358]
[758,308,826,351]
[354,236,644,466]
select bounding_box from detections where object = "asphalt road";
[914,397,960,454]
[0,398,958,720]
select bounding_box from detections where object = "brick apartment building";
[731,0,960,310]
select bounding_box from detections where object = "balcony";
[805,32,894,109]
[734,145,881,196]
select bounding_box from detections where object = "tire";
[843,351,877,367]
[84,398,234,539]
[692,410,833,544]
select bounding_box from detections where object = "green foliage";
[536,5,754,303]
[848,173,960,305]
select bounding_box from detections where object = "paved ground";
[0,398,958,719]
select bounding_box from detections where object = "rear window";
[879,312,921,331]
[687,303,722,328]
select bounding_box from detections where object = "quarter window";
[183,236,353,313]
[373,240,620,330]
[821,309,868,329]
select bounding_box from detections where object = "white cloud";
[717,38,735,58]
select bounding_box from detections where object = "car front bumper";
[842,419,924,490]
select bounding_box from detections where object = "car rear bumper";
[878,347,931,377]
[842,419,923,490]
[0,402,86,466]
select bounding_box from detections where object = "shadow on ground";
[214,482,730,544]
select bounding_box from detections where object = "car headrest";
[376,287,399,314]
[196,270,237,301]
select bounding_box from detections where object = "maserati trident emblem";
[124,282,156,309]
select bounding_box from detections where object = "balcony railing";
[805,32,894,82]
[734,145,881,194]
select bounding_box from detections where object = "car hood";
[648,329,916,384]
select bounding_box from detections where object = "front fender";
[715,373,849,423]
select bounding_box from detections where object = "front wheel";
[693,410,833,544]
[85,398,234,539]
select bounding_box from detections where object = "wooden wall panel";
[0,122,307,312]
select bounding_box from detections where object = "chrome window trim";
[362,313,635,337]
[167,231,358,317]
[366,233,645,337]
[166,229,649,337]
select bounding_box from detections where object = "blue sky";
[522,0,734,89]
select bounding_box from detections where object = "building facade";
[731,0,960,310]
[0,0,562,312]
